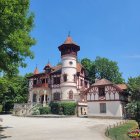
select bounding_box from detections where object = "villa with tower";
[26,35,90,116]
[14,35,128,118]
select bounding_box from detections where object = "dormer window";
[53,77,60,84]
[99,87,105,97]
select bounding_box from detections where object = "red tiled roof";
[92,78,113,86]
[64,36,77,45]
[43,63,51,70]
[117,84,127,90]
[34,67,39,75]
[51,63,83,74]
[51,65,62,73]
[29,62,84,78]
[84,78,126,94]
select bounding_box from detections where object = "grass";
[106,120,138,140]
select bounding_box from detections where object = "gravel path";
[0,115,121,140]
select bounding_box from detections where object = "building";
[27,35,89,116]
[85,78,128,118]
[14,36,128,118]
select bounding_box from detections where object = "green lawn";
[106,120,138,140]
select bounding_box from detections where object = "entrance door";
[33,94,37,102]
[40,95,47,104]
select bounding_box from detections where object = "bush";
[32,106,40,115]
[61,102,76,115]
[0,105,3,113]
[39,107,51,114]
[50,102,61,114]
[50,102,76,115]
[32,109,40,115]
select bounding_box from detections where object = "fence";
[105,120,131,140]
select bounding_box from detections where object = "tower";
[58,35,80,100]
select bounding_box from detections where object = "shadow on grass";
[0,126,12,139]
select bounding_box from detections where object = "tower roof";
[43,62,51,70]
[63,36,77,45]
[58,35,80,55]
[34,67,39,75]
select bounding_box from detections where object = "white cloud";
[127,55,140,58]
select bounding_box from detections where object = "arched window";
[53,92,60,100]
[63,74,67,82]
[33,94,37,102]
[69,90,73,99]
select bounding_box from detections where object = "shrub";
[61,102,76,115]
[50,102,76,115]
[32,109,40,115]
[32,106,40,115]
[39,107,51,114]
[0,105,3,113]
[50,102,61,114]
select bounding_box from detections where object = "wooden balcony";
[33,83,49,88]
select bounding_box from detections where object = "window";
[69,90,73,99]
[100,103,106,113]
[85,81,88,88]
[74,74,76,82]
[46,69,51,73]
[80,79,83,86]
[69,61,73,65]
[33,80,37,85]
[53,92,60,100]
[63,74,67,82]
[33,94,37,102]
[53,77,60,84]
[41,79,45,84]
[46,78,48,83]
[99,87,105,97]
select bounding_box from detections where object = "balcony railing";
[33,83,48,88]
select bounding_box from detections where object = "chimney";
[95,78,100,83]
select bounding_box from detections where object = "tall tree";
[126,76,140,128]
[81,58,96,83]
[0,73,32,112]
[95,57,124,84]
[0,0,36,75]
[81,57,124,84]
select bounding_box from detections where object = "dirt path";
[0,115,120,140]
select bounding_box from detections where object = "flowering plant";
[128,129,140,139]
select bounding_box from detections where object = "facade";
[27,36,89,115]
[85,79,128,118]
[14,36,129,118]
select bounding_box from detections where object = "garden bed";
[106,120,138,140]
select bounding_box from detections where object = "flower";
[128,129,140,138]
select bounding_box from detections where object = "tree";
[0,0,36,75]
[0,73,32,112]
[81,58,96,83]
[126,76,140,128]
[95,57,124,84]
[81,57,124,84]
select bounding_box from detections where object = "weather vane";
[68,31,71,37]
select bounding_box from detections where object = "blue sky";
[20,0,140,81]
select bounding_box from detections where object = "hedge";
[39,106,51,114]
[50,102,76,115]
